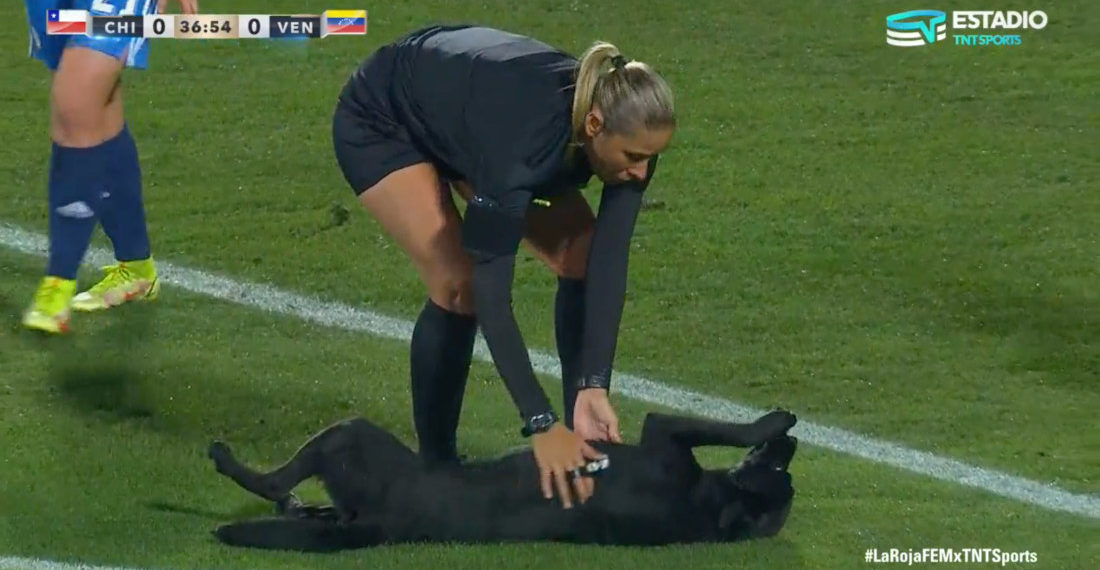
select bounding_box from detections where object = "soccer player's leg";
[21,0,101,334]
[22,0,158,332]
[23,47,125,333]
[67,0,161,312]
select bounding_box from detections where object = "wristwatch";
[520,411,559,437]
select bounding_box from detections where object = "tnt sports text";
[954,34,1022,46]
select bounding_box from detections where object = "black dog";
[208,409,798,550]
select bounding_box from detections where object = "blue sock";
[98,125,151,262]
[46,142,107,280]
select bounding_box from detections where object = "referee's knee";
[548,228,593,280]
[428,276,475,316]
[554,258,587,281]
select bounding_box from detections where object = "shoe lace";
[88,263,137,294]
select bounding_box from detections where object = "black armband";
[576,371,611,391]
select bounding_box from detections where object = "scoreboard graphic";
[45,9,367,39]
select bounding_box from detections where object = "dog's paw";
[754,410,797,441]
[276,493,304,516]
[208,441,234,473]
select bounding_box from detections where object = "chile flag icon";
[46,9,89,35]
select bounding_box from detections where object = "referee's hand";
[531,424,605,509]
[573,388,623,443]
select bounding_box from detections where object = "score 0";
[238,15,271,38]
[144,14,175,38]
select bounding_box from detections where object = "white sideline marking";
[2,222,1097,532]
[0,557,147,570]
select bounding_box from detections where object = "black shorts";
[332,103,426,196]
[331,46,440,196]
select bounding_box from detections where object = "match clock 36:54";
[174,15,238,39]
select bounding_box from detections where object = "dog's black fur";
[208,409,799,550]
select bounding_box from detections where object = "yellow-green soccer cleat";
[71,258,160,312]
[21,276,76,334]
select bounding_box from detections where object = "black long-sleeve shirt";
[341,25,658,419]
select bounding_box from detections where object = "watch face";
[522,412,557,436]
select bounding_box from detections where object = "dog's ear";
[749,498,794,539]
[719,475,796,540]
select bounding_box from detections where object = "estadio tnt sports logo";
[886,9,1048,47]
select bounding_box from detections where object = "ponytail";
[568,41,676,158]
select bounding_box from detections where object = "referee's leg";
[521,190,596,428]
[355,163,479,467]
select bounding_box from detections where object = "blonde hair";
[569,41,676,154]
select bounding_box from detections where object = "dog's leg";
[640,410,796,449]
[208,418,382,503]
[208,440,312,503]
[313,418,420,521]
[212,417,421,529]
[213,517,389,552]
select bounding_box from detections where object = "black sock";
[410,299,477,466]
[554,277,586,429]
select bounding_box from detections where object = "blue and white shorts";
[25,0,158,70]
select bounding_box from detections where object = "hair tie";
[610,55,628,70]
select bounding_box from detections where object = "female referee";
[332,25,675,508]
[20,0,198,334]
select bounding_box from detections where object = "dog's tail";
[213,517,385,552]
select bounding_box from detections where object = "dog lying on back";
[208,409,799,550]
